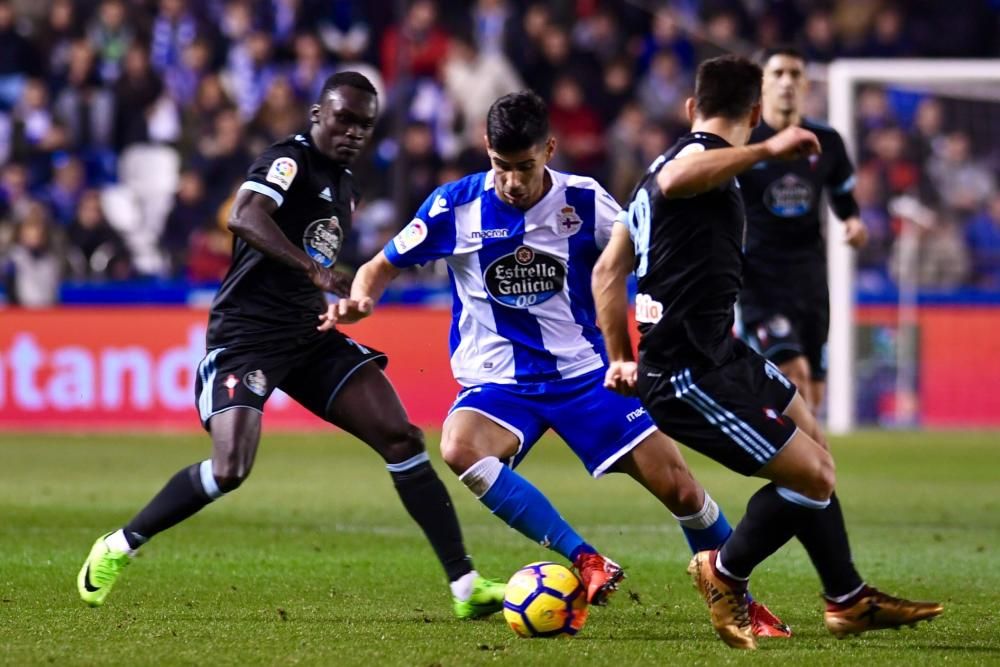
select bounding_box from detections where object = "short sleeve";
[383,188,458,268]
[238,143,303,208]
[594,185,622,249]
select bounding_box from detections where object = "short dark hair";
[486,91,550,153]
[757,45,806,66]
[318,71,377,103]
[694,55,762,121]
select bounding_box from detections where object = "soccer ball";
[503,561,588,638]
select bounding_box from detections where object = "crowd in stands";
[0,0,998,306]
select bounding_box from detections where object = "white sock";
[450,569,479,601]
[715,551,749,582]
[104,529,137,556]
[672,492,721,529]
[458,457,503,498]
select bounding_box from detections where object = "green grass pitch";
[2,431,998,666]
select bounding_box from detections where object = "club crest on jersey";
[303,217,343,268]
[764,173,814,217]
[243,369,267,397]
[393,218,428,254]
[484,245,565,309]
[555,205,583,235]
[266,157,297,191]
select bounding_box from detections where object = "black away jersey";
[737,119,856,305]
[207,132,356,348]
[623,132,745,372]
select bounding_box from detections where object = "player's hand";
[764,126,821,161]
[844,217,869,249]
[604,360,639,396]
[307,263,351,297]
[317,297,374,330]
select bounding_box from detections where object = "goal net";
[826,60,1000,433]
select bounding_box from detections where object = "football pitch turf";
[2,431,998,666]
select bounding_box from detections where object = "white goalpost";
[825,59,1000,434]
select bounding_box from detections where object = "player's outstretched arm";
[593,223,639,395]
[658,126,821,199]
[318,250,400,329]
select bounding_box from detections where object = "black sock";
[122,462,218,549]
[795,493,864,598]
[390,461,473,583]
[718,483,812,579]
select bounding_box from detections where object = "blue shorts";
[449,368,658,477]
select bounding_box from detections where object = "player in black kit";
[738,47,868,411]
[593,56,941,650]
[77,72,506,620]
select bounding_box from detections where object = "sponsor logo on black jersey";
[764,173,814,217]
[303,217,343,267]
[484,245,565,309]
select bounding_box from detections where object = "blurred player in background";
[737,46,869,412]
[77,72,505,620]
[595,55,942,650]
[332,91,789,636]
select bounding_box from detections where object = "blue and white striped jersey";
[384,168,620,387]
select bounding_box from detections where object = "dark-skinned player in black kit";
[77,72,505,620]
[593,55,942,650]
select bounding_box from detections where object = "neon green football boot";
[453,575,506,619]
[77,533,132,607]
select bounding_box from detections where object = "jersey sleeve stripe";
[239,181,285,207]
[833,174,856,194]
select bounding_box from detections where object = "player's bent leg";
[778,355,813,408]
[810,380,826,415]
[78,409,261,607]
[325,363,501,618]
[445,408,623,605]
[783,391,828,450]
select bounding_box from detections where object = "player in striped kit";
[328,91,788,635]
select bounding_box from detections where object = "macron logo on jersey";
[429,196,449,218]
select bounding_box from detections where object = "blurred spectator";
[66,189,132,280]
[165,38,213,109]
[379,0,450,86]
[151,0,201,74]
[186,224,231,281]
[0,162,31,223]
[861,5,912,57]
[442,33,522,150]
[112,43,166,150]
[54,40,116,159]
[549,76,604,178]
[0,0,36,109]
[472,0,512,56]
[248,77,302,148]
[908,97,945,164]
[398,121,443,217]
[965,194,1000,289]
[593,57,637,126]
[318,0,370,62]
[162,170,211,275]
[224,30,281,120]
[179,74,232,163]
[695,9,742,63]
[2,202,62,307]
[345,198,396,267]
[799,8,839,63]
[43,154,86,226]
[636,51,690,125]
[926,131,996,216]
[889,219,970,289]
[88,0,133,84]
[503,3,549,76]
[572,8,624,66]
[853,166,893,272]
[865,126,921,199]
[193,108,251,209]
[606,101,647,204]
[288,32,334,103]
[637,8,694,74]
[37,0,80,85]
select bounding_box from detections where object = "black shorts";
[637,340,798,476]
[193,330,387,430]
[744,300,829,382]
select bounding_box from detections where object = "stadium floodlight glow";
[825,59,1000,434]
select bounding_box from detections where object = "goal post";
[825,59,1000,434]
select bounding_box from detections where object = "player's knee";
[666,475,703,516]
[439,435,478,475]
[380,424,426,465]
[803,450,836,501]
[213,465,251,493]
